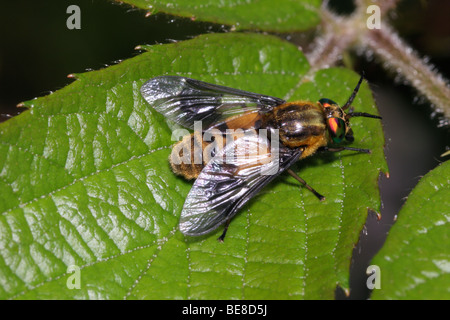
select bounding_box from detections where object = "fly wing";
[179,132,301,236]
[140,76,285,130]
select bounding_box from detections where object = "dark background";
[0,0,448,299]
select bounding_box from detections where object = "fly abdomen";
[170,132,208,179]
[170,112,265,180]
[170,131,230,179]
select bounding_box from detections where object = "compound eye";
[327,117,346,143]
[319,98,338,108]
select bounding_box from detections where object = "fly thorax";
[267,103,326,148]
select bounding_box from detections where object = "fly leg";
[287,169,325,201]
[217,218,231,242]
[324,146,371,154]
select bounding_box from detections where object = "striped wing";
[179,132,301,236]
[140,76,284,130]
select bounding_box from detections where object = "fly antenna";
[347,112,382,119]
[342,72,365,110]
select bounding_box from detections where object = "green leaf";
[371,161,450,300]
[121,0,321,32]
[0,32,386,300]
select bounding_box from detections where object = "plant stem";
[361,24,450,124]
[305,7,360,73]
[307,1,450,125]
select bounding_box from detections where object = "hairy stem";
[361,24,450,124]
[308,0,450,125]
[305,6,361,73]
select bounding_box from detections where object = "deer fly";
[140,75,381,241]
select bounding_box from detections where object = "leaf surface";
[121,0,321,32]
[371,161,450,300]
[0,33,387,299]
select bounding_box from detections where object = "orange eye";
[327,117,346,143]
[319,98,337,109]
